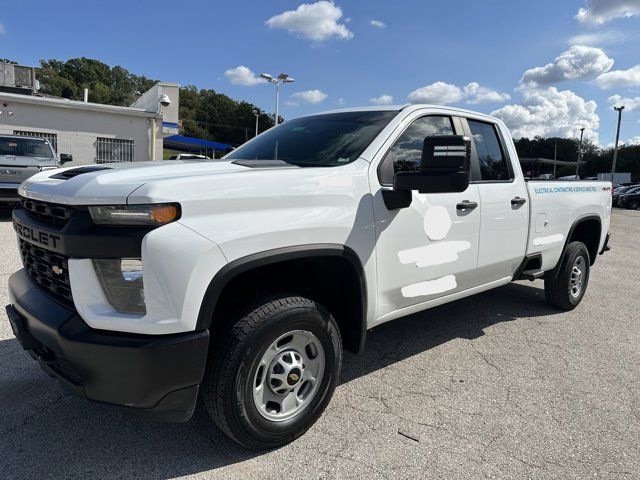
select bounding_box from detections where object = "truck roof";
[314,104,503,124]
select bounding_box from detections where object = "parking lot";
[0,207,638,479]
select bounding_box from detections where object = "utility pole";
[575,127,585,179]
[553,139,557,179]
[611,105,625,184]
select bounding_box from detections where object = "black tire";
[629,200,640,210]
[544,241,590,311]
[202,295,342,449]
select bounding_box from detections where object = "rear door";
[461,118,529,280]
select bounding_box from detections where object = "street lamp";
[260,72,295,126]
[252,109,259,137]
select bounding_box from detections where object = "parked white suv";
[0,135,72,203]
[6,105,611,449]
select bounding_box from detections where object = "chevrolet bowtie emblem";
[289,373,299,382]
[52,265,64,275]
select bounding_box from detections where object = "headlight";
[88,203,180,226]
[92,259,145,314]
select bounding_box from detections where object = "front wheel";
[544,241,590,310]
[202,295,342,449]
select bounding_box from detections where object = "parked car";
[0,135,72,204]
[617,186,640,209]
[612,185,639,206]
[6,105,611,449]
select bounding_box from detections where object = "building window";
[96,138,134,163]
[13,130,58,153]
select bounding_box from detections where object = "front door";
[370,112,481,320]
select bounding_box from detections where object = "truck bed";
[525,181,612,271]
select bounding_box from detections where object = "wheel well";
[204,253,366,354]
[568,217,601,265]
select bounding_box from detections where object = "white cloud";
[370,20,386,28]
[0,22,5,35]
[369,94,393,105]
[576,0,640,25]
[627,136,640,145]
[520,45,614,86]
[407,81,510,105]
[491,87,600,142]
[568,30,626,46]
[463,82,511,104]
[287,89,328,106]
[407,82,465,104]
[596,64,640,88]
[266,1,353,41]
[336,98,346,105]
[224,66,265,86]
[608,93,640,110]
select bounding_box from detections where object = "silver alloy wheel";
[569,255,585,298]
[252,330,325,422]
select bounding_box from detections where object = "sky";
[1,0,640,146]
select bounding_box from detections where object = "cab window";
[379,116,454,184]
[467,120,510,181]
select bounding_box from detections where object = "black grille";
[20,197,76,226]
[19,238,73,305]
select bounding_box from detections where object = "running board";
[521,269,545,281]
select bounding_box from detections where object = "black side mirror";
[59,153,73,164]
[393,135,471,194]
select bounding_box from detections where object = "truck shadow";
[0,281,558,479]
[341,281,557,384]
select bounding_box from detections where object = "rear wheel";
[544,241,590,310]
[629,200,640,210]
[202,295,342,449]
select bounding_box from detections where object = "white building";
[0,82,179,166]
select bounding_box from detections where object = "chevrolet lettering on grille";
[13,220,61,249]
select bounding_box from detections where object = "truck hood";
[0,155,57,168]
[18,160,293,205]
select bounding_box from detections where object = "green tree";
[35,57,276,146]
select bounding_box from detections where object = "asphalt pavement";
[0,207,639,479]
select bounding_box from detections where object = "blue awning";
[164,135,231,151]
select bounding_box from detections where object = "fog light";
[92,259,145,314]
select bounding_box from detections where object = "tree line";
[3,57,639,177]
[514,136,639,181]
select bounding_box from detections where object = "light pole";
[260,72,295,126]
[575,127,585,179]
[252,109,259,137]
[611,105,625,184]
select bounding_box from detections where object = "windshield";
[225,111,397,167]
[0,137,54,158]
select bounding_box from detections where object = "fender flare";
[545,214,602,281]
[196,243,368,353]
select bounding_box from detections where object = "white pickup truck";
[6,105,611,449]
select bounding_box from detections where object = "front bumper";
[7,269,210,422]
